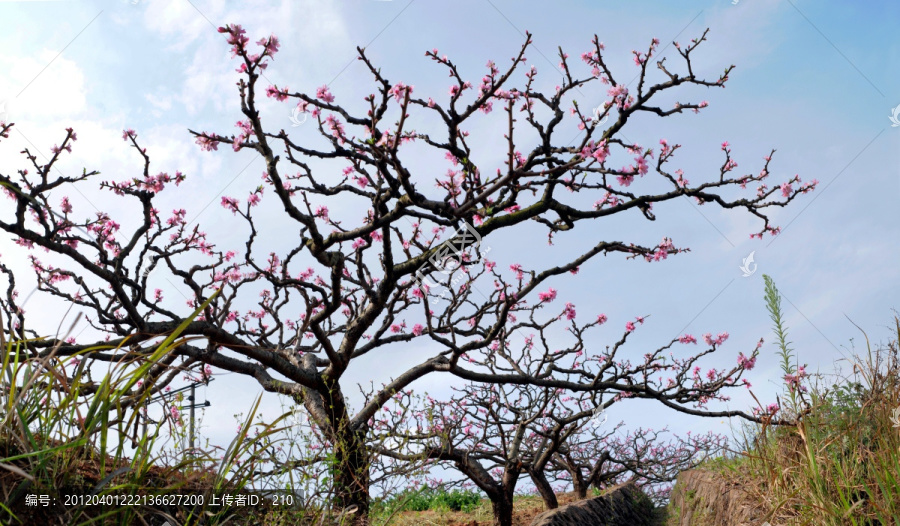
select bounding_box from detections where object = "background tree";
[548,424,727,503]
[0,24,813,523]
[376,310,742,526]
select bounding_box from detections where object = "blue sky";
[0,0,897,481]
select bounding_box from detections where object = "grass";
[690,315,900,526]
[372,489,587,526]
[0,300,333,525]
[4,287,899,525]
[374,487,484,514]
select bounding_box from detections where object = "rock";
[530,481,661,526]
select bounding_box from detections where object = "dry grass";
[724,317,900,525]
[385,492,586,526]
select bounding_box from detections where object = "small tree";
[377,311,753,526]
[0,25,812,523]
[549,424,727,503]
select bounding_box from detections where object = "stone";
[530,481,660,526]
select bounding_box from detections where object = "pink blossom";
[737,352,756,370]
[563,302,576,320]
[221,196,240,214]
[257,34,280,56]
[538,287,557,302]
[607,85,628,100]
[316,85,335,103]
[625,321,635,332]
[412,323,424,336]
[388,82,413,102]
[596,314,608,325]
[169,405,182,425]
[616,174,634,187]
[266,85,289,101]
[218,24,248,53]
[635,156,648,176]
[195,134,219,151]
[679,334,697,344]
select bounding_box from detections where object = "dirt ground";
[387,493,586,526]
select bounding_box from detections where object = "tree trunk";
[490,490,515,526]
[317,379,369,526]
[333,430,369,525]
[529,468,558,509]
[572,471,588,500]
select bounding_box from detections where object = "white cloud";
[0,51,87,123]
[138,0,351,117]
[144,91,173,112]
